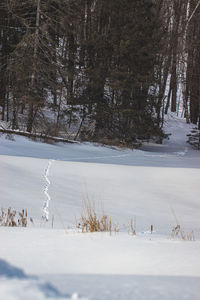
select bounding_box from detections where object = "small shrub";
[0,207,33,227]
[77,200,119,233]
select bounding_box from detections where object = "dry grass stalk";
[170,225,195,241]
[128,217,136,236]
[77,200,119,233]
[0,207,33,227]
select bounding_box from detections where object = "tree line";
[0,0,199,145]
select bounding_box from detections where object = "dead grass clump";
[77,200,119,233]
[0,208,34,227]
[170,225,195,241]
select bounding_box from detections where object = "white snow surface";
[0,113,200,300]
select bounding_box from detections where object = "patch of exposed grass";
[170,225,195,241]
[0,207,34,227]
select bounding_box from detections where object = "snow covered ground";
[0,113,200,299]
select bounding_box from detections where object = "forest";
[0,0,200,145]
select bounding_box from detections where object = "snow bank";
[0,258,86,300]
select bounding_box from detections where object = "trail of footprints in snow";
[41,153,129,221]
[43,159,54,221]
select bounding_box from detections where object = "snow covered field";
[0,114,200,299]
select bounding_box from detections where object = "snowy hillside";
[0,114,200,300]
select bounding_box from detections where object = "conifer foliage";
[1,1,198,145]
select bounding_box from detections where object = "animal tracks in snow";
[40,144,188,222]
[41,153,130,222]
[42,159,54,221]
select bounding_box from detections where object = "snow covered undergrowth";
[0,113,200,299]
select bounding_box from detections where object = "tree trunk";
[27,0,40,132]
